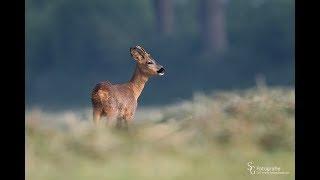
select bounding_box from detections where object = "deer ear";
[130,47,144,62]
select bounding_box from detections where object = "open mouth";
[157,68,165,76]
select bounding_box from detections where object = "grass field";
[26,86,294,180]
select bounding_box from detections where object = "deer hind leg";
[92,109,102,126]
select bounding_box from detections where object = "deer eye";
[147,61,153,65]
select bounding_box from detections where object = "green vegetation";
[26,87,294,180]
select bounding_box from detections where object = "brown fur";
[91,45,165,127]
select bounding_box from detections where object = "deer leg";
[116,118,123,129]
[123,115,134,132]
[122,119,129,131]
[106,115,118,128]
[121,109,134,131]
[93,110,101,126]
[113,118,129,131]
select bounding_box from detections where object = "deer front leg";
[113,118,130,131]
[122,119,130,131]
[106,115,118,128]
[116,118,124,129]
[122,112,134,131]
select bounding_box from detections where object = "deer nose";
[157,67,165,76]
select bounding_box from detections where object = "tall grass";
[26,86,294,180]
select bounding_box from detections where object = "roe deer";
[91,45,165,128]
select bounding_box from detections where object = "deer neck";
[129,65,149,100]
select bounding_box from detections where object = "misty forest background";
[26,0,294,110]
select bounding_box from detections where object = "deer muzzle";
[157,67,165,76]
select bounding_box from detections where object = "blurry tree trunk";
[154,0,174,36]
[199,0,228,54]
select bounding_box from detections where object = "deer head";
[130,45,165,76]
